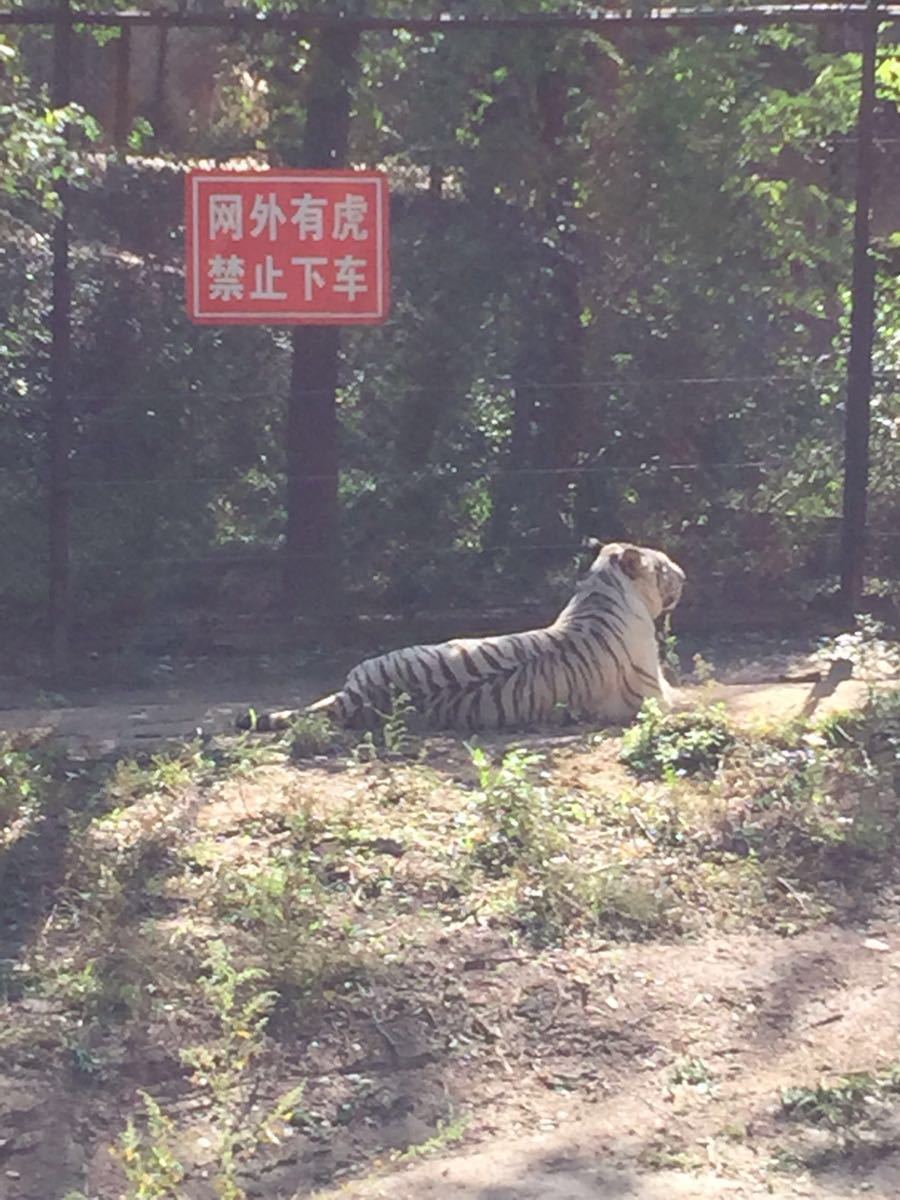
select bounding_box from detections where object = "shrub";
[620,701,734,779]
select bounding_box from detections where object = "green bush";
[620,701,734,779]
[0,737,49,829]
[817,686,900,755]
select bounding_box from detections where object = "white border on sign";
[191,173,387,321]
[192,174,202,317]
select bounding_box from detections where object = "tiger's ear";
[619,545,644,579]
[584,537,603,552]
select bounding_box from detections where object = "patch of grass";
[466,745,555,876]
[691,856,769,925]
[351,690,420,763]
[691,652,716,684]
[366,762,442,808]
[687,691,900,903]
[818,616,900,681]
[287,711,344,759]
[816,686,900,758]
[780,1069,900,1129]
[107,739,214,802]
[210,851,364,1012]
[43,920,189,1029]
[67,1032,108,1084]
[607,784,691,849]
[116,1091,185,1199]
[115,942,303,1200]
[394,1112,470,1162]
[639,1140,704,1171]
[464,746,676,943]
[0,735,51,830]
[463,744,574,942]
[669,1056,715,1093]
[34,784,195,1028]
[767,1145,808,1174]
[620,701,734,779]
[585,863,678,938]
[212,730,289,776]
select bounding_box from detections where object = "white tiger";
[239,541,685,733]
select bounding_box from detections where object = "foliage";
[213,728,288,776]
[395,1113,471,1161]
[669,1057,715,1094]
[466,744,554,876]
[106,742,214,801]
[286,711,343,759]
[700,686,900,882]
[351,689,420,762]
[0,36,100,216]
[113,942,302,1200]
[0,736,49,829]
[465,744,674,942]
[620,701,735,779]
[211,845,360,1010]
[116,1092,185,1200]
[781,1070,900,1129]
[7,667,900,1197]
[818,617,900,682]
[1,12,898,639]
[817,685,900,752]
[178,941,294,1200]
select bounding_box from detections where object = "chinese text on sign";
[185,171,390,325]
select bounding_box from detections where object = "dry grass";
[0,683,898,1198]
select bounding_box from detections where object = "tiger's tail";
[235,691,342,732]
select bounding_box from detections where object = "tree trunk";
[48,0,73,674]
[281,27,360,612]
[529,67,586,544]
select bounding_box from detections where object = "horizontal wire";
[0,459,801,484]
[24,372,847,411]
[9,367,900,416]
[62,535,900,573]
[0,5,890,33]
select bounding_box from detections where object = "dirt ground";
[321,915,900,1199]
[0,637,874,752]
[1,633,898,1200]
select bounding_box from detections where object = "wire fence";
[1,2,899,662]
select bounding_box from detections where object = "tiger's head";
[588,540,686,619]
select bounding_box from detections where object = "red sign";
[185,169,390,325]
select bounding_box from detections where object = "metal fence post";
[840,0,879,617]
[114,24,131,147]
[48,0,73,672]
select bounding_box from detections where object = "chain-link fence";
[1,3,898,666]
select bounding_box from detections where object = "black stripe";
[587,612,658,686]
[417,652,439,694]
[438,652,459,685]
[395,653,424,696]
[478,644,503,671]
[510,637,529,665]
[458,646,482,678]
[490,677,507,729]
[558,652,579,706]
